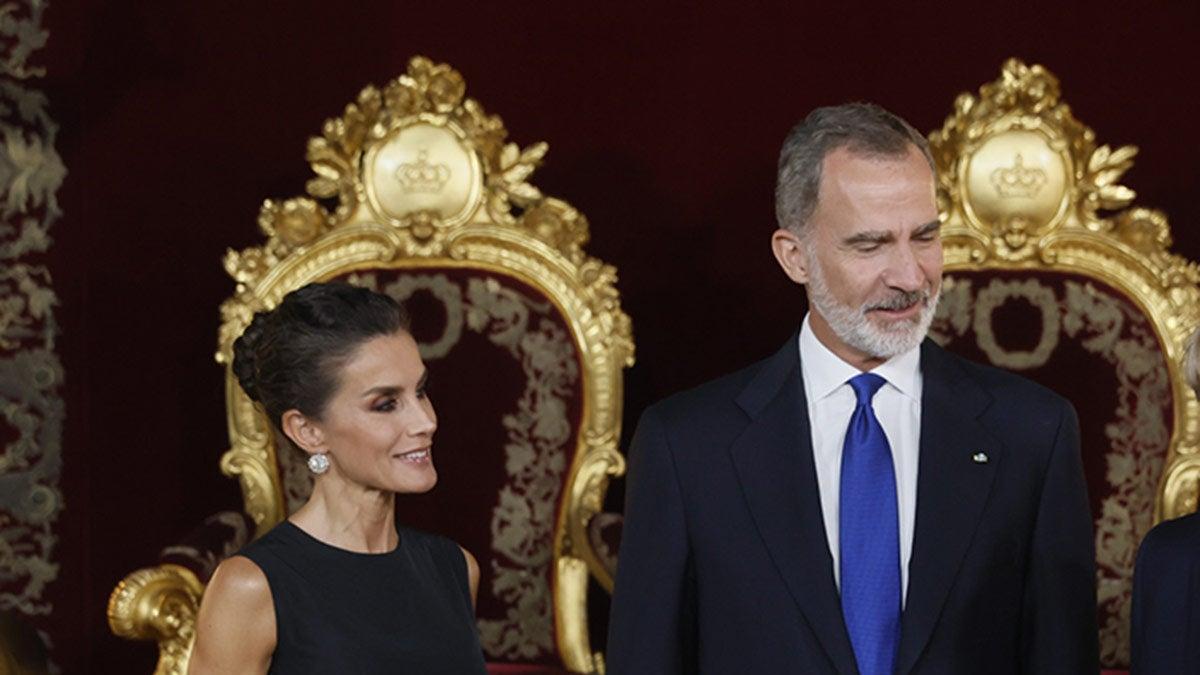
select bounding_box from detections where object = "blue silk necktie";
[839,372,901,675]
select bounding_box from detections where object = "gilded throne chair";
[563,60,1200,674]
[926,59,1200,672]
[107,57,633,675]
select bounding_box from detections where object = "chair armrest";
[107,511,254,675]
[107,563,202,675]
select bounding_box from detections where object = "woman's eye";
[374,398,398,412]
[416,386,428,400]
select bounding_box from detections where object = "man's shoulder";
[929,342,1073,417]
[1139,511,1200,561]
[646,354,775,427]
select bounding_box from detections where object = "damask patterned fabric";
[0,0,66,663]
[932,271,1171,670]
[263,268,585,668]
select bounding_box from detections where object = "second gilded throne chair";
[108,57,632,675]
[571,60,1200,674]
[926,60,1200,672]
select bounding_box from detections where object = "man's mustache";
[866,289,928,312]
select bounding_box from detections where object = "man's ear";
[771,228,811,285]
[281,409,326,455]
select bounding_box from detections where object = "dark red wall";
[40,2,1200,671]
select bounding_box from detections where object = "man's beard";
[806,254,939,360]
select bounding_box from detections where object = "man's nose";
[884,243,926,292]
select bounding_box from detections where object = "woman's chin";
[388,463,438,494]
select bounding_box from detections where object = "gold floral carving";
[931,59,1200,667]
[932,59,1141,264]
[113,57,633,674]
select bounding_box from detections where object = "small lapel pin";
[972,452,989,464]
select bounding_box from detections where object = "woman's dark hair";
[231,281,411,426]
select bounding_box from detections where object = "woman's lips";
[394,447,431,464]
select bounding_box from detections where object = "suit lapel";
[895,341,1000,675]
[730,337,858,673]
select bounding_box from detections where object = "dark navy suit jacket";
[1131,511,1200,674]
[607,337,1099,674]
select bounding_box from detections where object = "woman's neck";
[290,477,398,554]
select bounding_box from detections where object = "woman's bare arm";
[459,546,480,610]
[187,556,275,675]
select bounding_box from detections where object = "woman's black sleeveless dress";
[238,520,488,674]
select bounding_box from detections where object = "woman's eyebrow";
[360,369,427,397]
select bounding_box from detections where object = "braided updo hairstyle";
[231,282,411,427]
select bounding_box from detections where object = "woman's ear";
[281,409,326,455]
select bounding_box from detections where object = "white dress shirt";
[798,314,921,605]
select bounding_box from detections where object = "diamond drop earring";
[307,452,330,475]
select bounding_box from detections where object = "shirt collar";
[798,314,922,402]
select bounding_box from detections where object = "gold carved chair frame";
[109,57,633,675]
[107,56,1200,674]
[929,59,1200,666]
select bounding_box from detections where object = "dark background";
[35,1,1199,671]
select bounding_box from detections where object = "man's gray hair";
[775,102,935,236]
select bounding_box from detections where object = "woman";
[189,282,487,674]
[1130,327,1200,674]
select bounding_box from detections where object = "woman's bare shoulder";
[188,556,275,674]
[203,555,273,610]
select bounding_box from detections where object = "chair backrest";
[928,58,1200,669]
[217,57,633,671]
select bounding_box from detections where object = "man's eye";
[856,243,882,253]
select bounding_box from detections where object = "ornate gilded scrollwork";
[107,565,203,675]
[211,56,632,672]
[933,60,1139,262]
[931,58,1200,665]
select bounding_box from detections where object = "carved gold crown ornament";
[395,149,453,194]
[988,154,1048,198]
[930,58,1200,522]
[110,56,633,675]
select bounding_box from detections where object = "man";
[607,103,1098,674]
